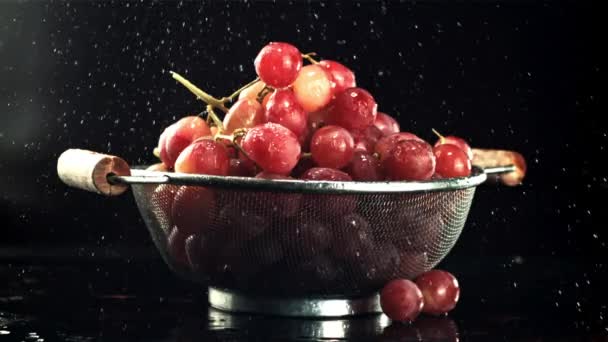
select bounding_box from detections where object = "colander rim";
[115,166,488,194]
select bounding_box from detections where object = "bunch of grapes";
[153,42,473,182]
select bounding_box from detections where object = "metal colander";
[56,147,519,316]
[114,166,507,316]
[135,181,476,297]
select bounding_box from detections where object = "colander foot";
[208,287,382,317]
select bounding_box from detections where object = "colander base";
[208,287,382,317]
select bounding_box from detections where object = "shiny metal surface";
[209,287,382,317]
[111,166,493,193]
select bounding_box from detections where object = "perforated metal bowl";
[115,166,506,316]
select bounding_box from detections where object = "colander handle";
[472,148,527,186]
[57,149,131,196]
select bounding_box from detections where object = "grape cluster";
[154,42,473,182]
[149,42,471,314]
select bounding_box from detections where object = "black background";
[0,0,605,338]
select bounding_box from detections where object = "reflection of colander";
[57,148,526,317]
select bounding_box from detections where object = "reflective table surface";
[1,256,606,341]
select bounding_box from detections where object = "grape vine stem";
[431,128,446,144]
[302,52,320,64]
[222,77,260,103]
[170,71,229,113]
[206,105,225,132]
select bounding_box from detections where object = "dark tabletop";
[1,254,606,341]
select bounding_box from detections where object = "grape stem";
[206,105,225,132]
[302,52,320,64]
[214,130,257,167]
[431,128,446,144]
[301,152,312,158]
[170,71,229,113]
[257,86,273,104]
[222,77,260,103]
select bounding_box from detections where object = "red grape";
[159,116,211,169]
[318,60,356,97]
[380,279,424,322]
[174,139,230,175]
[150,184,178,235]
[383,140,436,181]
[326,87,378,131]
[184,234,202,271]
[375,132,424,160]
[254,42,302,88]
[434,135,473,161]
[415,270,460,315]
[167,225,188,267]
[310,125,355,169]
[300,167,352,181]
[433,144,472,178]
[351,126,383,153]
[241,123,301,175]
[228,158,257,177]
[172,186,216,236]
[300,168,356,217]
[374,112,400,136]
[332,213,373,260]
[238,80,267,101]
[286,220,332,257]
[292,64,333,112]
[223,98,265,134]
[264,88,307,136]
[345,151,383,181]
